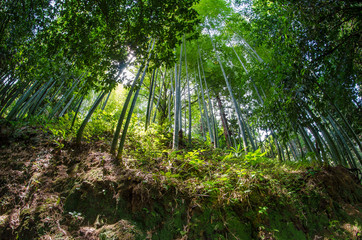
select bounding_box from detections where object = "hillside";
[0,123,361,239]
[1,0,361,239]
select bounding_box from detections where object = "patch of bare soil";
[0,125,182,239]
[0,126,126,239]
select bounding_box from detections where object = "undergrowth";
[2,115,361,239]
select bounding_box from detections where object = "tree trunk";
[146,68,157,130]
[197,88,206,141]
[111,39,155,154]
[49,77,82,119]
[36,81,65,116]
[6,79,40,120]
[76,90,107,144]
[197,53,213,144]
[184,38,192,144]
[117,56,152,158]
[216,94,231,148]
[153,66,166,123]
[101,91,112,110]
[71,95,84,129]
[173,42,184,149]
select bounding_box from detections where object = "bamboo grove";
[0,0,361,168]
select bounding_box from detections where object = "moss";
[129,197,189,239]
[224,211,252,240]
[189,206,215,237]
[15,165,362,240]
[152,205,187,239]
[63,181,119,223]
[183,205,252,239]
[268,211,306,240]
[98,220,142,240]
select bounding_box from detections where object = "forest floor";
[0,123,361,239]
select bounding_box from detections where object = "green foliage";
[81,109,117,142]
[193,0,232,22]
[242,0,361,137]
[244,148,267,165]
[2,0,360,169]
[227,144,245,158]
[1,0,362,238]
[124,117,172,162]
[258,206,268,216]
[68,211,82,219]
[112,125,360,238]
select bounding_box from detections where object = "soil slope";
[0,125,361,239]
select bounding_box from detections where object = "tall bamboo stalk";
[117,58,152,158]
[173,43,183,149]
[76,90,107,144]
[111,39,155,154]
[184,38,192,144]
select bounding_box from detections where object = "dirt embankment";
[0,125,361,239]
